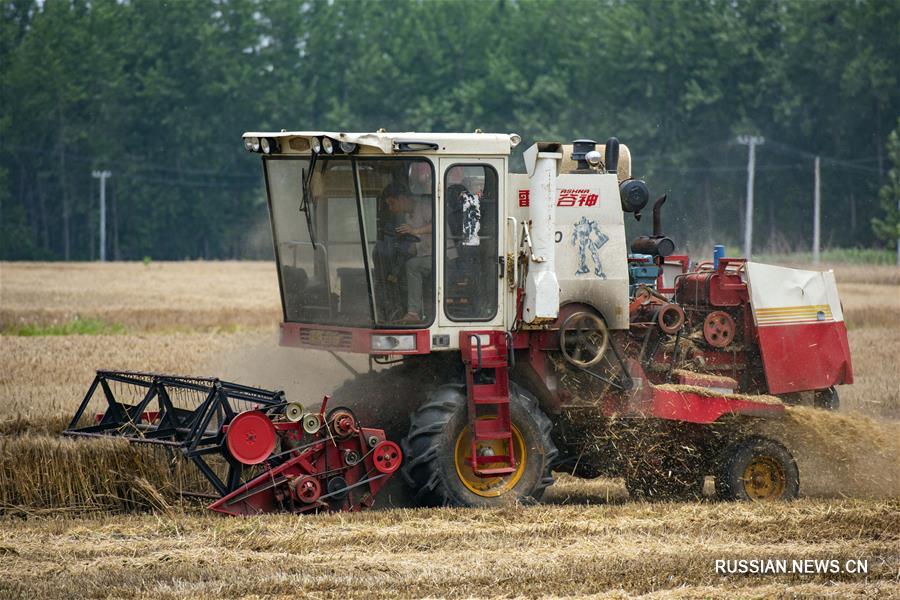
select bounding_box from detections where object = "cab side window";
[444,165,498,321]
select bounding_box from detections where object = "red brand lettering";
[578,193,598,207]
[557,192,577,207]
[521,188,600,208]
[556,189,598,207]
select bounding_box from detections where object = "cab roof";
[242,131,521,156]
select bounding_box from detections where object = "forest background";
[2,0,898,262]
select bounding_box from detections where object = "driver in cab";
[382,181,432,323]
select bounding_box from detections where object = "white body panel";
[508,172,629,330]
[745,262,844,326]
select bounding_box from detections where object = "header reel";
[64,371,401,515]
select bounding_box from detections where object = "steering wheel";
[559,312,610,368]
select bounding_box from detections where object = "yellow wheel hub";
[741,456,786,500]
[454,422,527,497]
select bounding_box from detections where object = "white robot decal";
[571,216,609,278]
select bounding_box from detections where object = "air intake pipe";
[604,137,620,174]
[522,142,563,323]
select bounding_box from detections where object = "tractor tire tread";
[400,382,557,507]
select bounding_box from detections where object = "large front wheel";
[401,383,557,507]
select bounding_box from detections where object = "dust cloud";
[776,407,900,498]
[204,330,446,507]
[205,329,371,407]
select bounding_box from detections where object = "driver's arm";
[412,222,432,235]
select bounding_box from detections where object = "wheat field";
[0,260,898,598]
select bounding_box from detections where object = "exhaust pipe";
[652,194,667,236]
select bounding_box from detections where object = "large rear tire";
[401,382,557,507]
[715,436,799,501]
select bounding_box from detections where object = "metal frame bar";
[64,370,286,496]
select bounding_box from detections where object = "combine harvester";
[66,131,853,511]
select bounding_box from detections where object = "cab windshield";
[264,156,435,328]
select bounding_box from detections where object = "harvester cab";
[248,130,639,355]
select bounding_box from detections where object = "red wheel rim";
[226,410,276,465]
[372,440,402,474]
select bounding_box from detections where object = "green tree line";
[1,0,897,261]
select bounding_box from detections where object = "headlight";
[339,141,357,154]
[371,334,416,351]
[244,136,259,152]
[585,150,603,167]
[322,137,334,154]
[260,137,276,154]
[310,137,322,154]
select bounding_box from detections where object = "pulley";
[292,476,321,504]
[327,476,349,499]
[372,441,402,474]
[703,311,736,348]
[343,449,361,466]
[328,408,357,439]
[284,402,304,423]
[302,412,322,435]
[656,303,685,334]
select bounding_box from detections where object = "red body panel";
[644,388,785,423]
[757,321,854,394]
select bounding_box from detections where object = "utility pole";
[813,156,821,264]
[737,135,764,258]
[92,170,112,262]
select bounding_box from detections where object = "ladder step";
[473,466,516,477]
[473,419,510,437]
[469,356,507,369]
[474,434,512,442]
[472,382,508,394]
[473,395,509,405]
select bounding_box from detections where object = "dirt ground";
[0,260,898,598]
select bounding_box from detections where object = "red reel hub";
[225,410,277,465]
